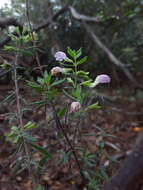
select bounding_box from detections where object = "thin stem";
[52,105,85,181]
[23,139,37,189]
[25,0,43,76]
[44,89,48,121]
[74,59,78,89]
[64,106,69,126]
[13,51,37,190]
[13,53,23,128]
[25,0,47,120]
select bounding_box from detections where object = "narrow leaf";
[51,79,65,87]
[67,47,76,59]
[37,156,50,174]
[63,89,76,101]
[87,102,101,110]
[76,48,82,59]
[77,56,87,66]
[30,143,52,157]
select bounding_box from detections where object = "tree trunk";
[102,132,143,190]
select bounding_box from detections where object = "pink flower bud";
[54,51,67,61]
[69,102,81,113]
[90,74,111,88]
[51,66,64,76]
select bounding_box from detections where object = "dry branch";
[69,6,102,22]
[0,18,23,29]
[82,22,143,89]
[0,5,103,48]
[0,5,69,48]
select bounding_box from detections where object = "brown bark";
[0,18,23,29]
[82,22,143,89]
[0,5,69,48]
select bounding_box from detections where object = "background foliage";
[0,0,143,82]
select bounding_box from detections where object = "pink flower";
[54,51,67,61]
[51,66,64,76]
[90,74,111,88]
[69,102,81,113]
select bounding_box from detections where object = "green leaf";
[77,56,87,66]
[63,68,73,73]
[43,70,51,84]
[19,49,34,56]
[47,89,58,100]
[76,70,89,79]
[37,156,50,174]
[60,62,74,67]
[51,78,65,87]
[7,126,20,144]
[27,81,43,92]
[36,184,44,190]
[57,107,67,117]
[24,135,37,142]
[15,26,21,35]
[30,143,52,157]
[23,35,33,43]
[1,91,15,104]
[58,150,71,164]
[4,45,16,51]
[31,100,46,106]
[64,57,73,63]
[100,170,109,182]
[72,85,82,101]
[76,48,82,59]
[80,79,92,87]
[67,77,75,87]
[11,157,26,175]
[7,130,17,139]
[22,26,28,35]
[67,47,76,59]
[23,121,37,130]
[76,70,89,76]
[87,102,101,110]
[63,89,76,101]
[37,77,44,85]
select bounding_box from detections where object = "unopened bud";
[69,102,81,113]
[51,66,64,76]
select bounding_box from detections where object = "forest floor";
[0,84,143,190]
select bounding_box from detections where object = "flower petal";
[54,51,67,61]
[90,74,111,88]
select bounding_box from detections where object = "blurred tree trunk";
[102,132,143,190]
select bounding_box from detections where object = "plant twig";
[13,53,23,128]
[13,51,37,189]
[52,104,86,183]
[25,0,43,76]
